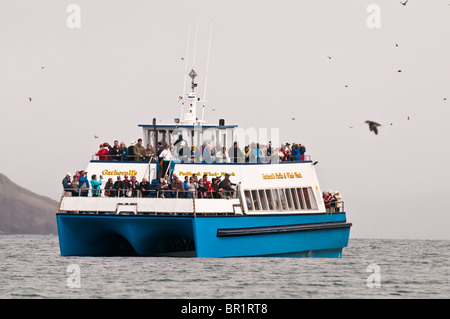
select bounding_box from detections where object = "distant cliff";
[0,173,58,235]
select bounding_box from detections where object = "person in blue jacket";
[78,171,89,197]
[291,145,301,161]
[90,174,103,197]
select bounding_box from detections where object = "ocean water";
[0,235,449,299]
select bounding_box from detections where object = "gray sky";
[1,1,449,239]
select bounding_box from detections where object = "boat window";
[302,188,312,209]
[244,190,253,211]
[272,189,281,210]
[258,189,268,210]
[278,189,288,210]
[265,189,274,210]
[296,188,305,209]
[290,188,299,210]
[285,188,294,210]
[307,187,318,210]
[244,187,319,212]
[251,190,260,210]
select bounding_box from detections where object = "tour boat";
[56,68,352,258]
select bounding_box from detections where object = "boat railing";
[61,188,237,199]
[91,154,312,163]
[58,189,242,216]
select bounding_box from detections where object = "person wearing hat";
[78,170,89,197]
[113,176,125,197]
[128,141,136,161]
[219,173,235,198]
[190,145,201,163]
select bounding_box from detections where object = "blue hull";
[56,213,351,258]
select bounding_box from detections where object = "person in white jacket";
[215,147,230,163]
[158,144,173,178]
[334,191,342,212]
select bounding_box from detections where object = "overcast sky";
[1,1,449,240]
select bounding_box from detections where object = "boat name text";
[262,172,302,180]
[101,169,138,176]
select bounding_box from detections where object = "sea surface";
[0,236,449,299]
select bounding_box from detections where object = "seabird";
[292,118,295,120]
[28,97,32,102]
[400,0,408,5]
[365,120,381,135]
[327,56,332,59]
[397,69,402,73]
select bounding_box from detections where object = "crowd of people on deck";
[62,171,236,199]
[95,139,153,162]
[94,137,307,164]
[322,191,343,213]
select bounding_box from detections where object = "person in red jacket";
[96,143,110,160]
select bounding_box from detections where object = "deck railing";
[61,188,237,199]
[91,154,312,163]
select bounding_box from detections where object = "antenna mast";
[201,22,213,122]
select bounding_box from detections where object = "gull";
[327,56,332,60]
[397,69,402,73]
[292,118,295,120]
[400,0,408,5]
[365,120,381,135]
[94,135,99,139]
[28,97,32,102]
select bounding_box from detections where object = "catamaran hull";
[56,213,351,258]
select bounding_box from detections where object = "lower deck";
[56,212,352,257]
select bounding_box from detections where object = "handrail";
[91,154,312,163]
[62,188,237,199]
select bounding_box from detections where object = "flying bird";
[407,116,410,120]
[94,135,98,139]
[365,120,381,135]
[292,118,295,120]
[397,69,402,73]
[400,0,408,5]
[327,56,332,60]
[28,97,32,102]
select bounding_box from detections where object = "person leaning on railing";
[171,175,184,197]
[139,177,151,197]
